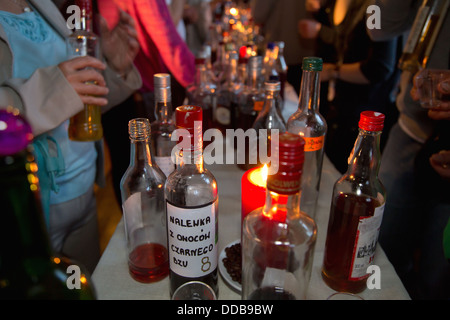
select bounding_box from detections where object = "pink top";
[99,0,195,91]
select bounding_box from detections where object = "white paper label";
[349,203,385,280]
[154,156,175,177]
[166,201,218,278]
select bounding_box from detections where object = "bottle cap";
[128,118,151,141]
[358,111,385,132]
[302,57,323,71]
[0,108,33,156]
[267,132,305,195]
[267,42,275,50]
[154,73,171,88]
[265,80,280,92]
[176,105,203,150]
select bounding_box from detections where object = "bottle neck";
[196,65,210,86]
[248,68,261,90]
[262,90,281,113]
[262,186,301,224]
[346,129,382,180]
[154,88,173,122]
[129,138,154,168]
[297,69,320,113]
[79,6,94,33]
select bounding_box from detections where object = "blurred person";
[0,0,141,273]
[184,0,212,56]
[369,0,450,299]
[299,0,401,173]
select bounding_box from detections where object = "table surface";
[92,85,411,300]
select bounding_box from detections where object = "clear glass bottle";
[67,0,103,142]
[215,51,243,132]
[120,118,168,283]
[287,57,327,219]
[398,0,449,73]
[151,73,176,178]
[274,41,288,101]
[186,58,217,136]
[0,108,96,299]
[165,105,219,297]
[242,132,317,300]
[322,111,386,294]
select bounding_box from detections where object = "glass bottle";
[242,132,317,300]
[322,111,386,294]
[287,57,327,219]
[0,108,96,299]
[274,41,288,101]
[165,105,219,297]
[215,51,243,132]
[120,118,168,283]
[398,0,449,73]
[67,0,103,142]
[186,58,217,136]
[263,42,279,83]
[151,73,176,178]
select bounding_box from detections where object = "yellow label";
[303,136,324,152]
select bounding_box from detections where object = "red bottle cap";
[358,111,385,132]
[176,105,203,150]
[267,132,305,195]
[76,0,92,12]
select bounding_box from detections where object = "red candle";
[241,165,268,225]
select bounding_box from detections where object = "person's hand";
[305,0,322,12]
[320,63,338,82]
[99,9,139,77]
[298,19,321,39]
[58,56,109,106]
[430,150,450,182]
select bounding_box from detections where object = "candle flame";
[249,164,269,188]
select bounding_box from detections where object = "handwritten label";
[303,136,324,152]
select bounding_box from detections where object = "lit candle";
[241,164,268,225]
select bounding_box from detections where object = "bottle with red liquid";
[120,118,168,283]
[322,111,386,293]
[242,133,317,300]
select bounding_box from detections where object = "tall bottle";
[151,73,176,177]
[398,0,449,73]
[120,118,168,283]
[186,58,217,136]
[322,111,386,294]
[0,108,96,299]
[274,41,288,101]
[246,80,287,170]
[215,51,243,132]
[287,57,327,219]
[67,0,103,141]
[165,106,219,297]
[242,133,317,300]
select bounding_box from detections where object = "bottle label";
[253,101,264,112]
[303,136,325,152]
[166,201,218,278]
[349,203,385,280]
[154,156,175,177]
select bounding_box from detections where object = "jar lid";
[359,111,385,132]
[0,108,33,156]
[302,57,323,71]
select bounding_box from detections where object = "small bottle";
[398,0,449,73]
[165,105,219,297]
[67,0,103,142]
[120,118,168,283]
[322,111,386,294]
[0,108,96,299]
[215,51,243,132]
[242,132,317,300]
[274,41,288,101]
[186,58,217,135]
[287,57,327,219]
[151,73,176,178]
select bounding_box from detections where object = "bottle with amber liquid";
[242,133,317,300]
[287,57,327,219]
[120,118,168,283]
[165,106,219,297]
[0,108,96,299]
[67,0,103,141]
[398,0,449,73]
[322,111,386,293]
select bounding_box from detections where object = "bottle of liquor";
[67,0,103,142]
[215,51,243,132]
[120,118,168,283]
[274,41,288,101]
[165,105,219,297]
[263,42,279,83]
[322,111,386,294]
[247,80,286,170]
[186,58,217,136]
[0,108,96,299]
[242,132,317,300]
[287,57,327,219]
[151,73,176,178]
[398,0,449,73]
